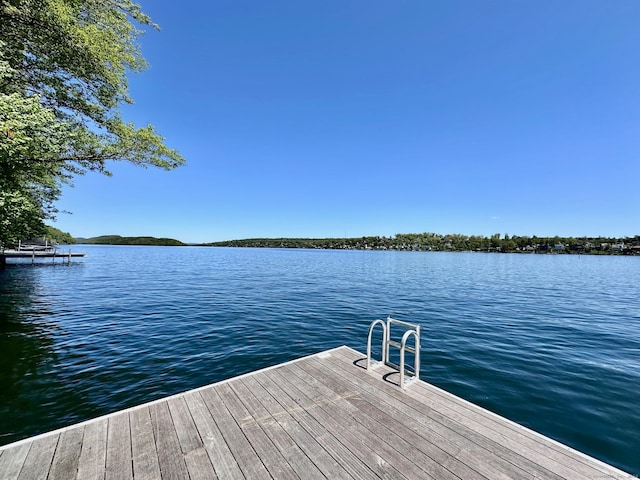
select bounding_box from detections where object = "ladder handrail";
[366,319,387,371]
[366,316,421,389]
[399,328,420,388]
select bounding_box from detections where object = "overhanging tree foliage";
[0,0,184,247]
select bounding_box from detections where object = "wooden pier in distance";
[0,346,633,479]
[1,249,85,265]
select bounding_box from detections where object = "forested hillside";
[77,236,185,246]
[208,233,640,255]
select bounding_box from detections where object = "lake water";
[0,245,638,475]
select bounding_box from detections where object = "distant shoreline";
[59,233,640,255]
[202,234,640,256]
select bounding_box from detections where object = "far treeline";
[38,228,184,246]
[207,233,640,255]
[77,235,185,246]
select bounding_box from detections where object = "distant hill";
[77,235,185,246]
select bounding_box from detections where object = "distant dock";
[0,345,633,479]
[1,249,85,265]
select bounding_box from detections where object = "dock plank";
[166,396,202,454]
[49,426,84,479]
[16,433,58,480]
[265,365,403,480]
[241,374,331,479]
[232,377,319,479]
[130,406,162,480]
[183,391,244,479]
[150,401,189,480]
[106,412,132,480]
[252,368,358,479]
[184,446,217,480]
[216,382,299,480]
[261,370,402,480]
[76,417,107,480]
[200,385,271,479]
[0,441,30,480]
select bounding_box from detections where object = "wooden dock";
[0,346,633,479]
[1,251,85,258]
[1,249,85,266]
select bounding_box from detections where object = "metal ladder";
[366,316,420,389]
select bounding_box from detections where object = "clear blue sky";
[53,1,640,243]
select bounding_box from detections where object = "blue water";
[0,246,638,475]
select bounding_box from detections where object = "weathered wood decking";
[1,250,85,267]
[0,346,633,479]
[1,250,85,258]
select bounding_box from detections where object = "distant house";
[611,243,625,252]
[554,243,565,251]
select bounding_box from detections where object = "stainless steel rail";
[366,316,420,389]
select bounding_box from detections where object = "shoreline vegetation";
[76,235,185,246]
[205,233,640,255]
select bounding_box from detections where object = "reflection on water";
[0,266,59,444]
